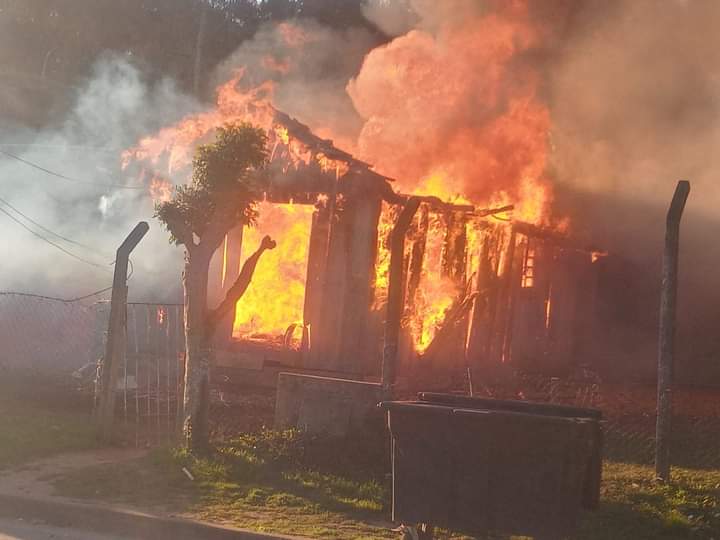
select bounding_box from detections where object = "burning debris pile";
[121,2,603,382]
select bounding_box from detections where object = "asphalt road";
[0,518,131,540]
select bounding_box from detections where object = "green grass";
[52,431,399,539]
[48,429,720,539]
[0,382,98,469]
[578,462,720,540]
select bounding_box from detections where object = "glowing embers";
[232,202,313,344]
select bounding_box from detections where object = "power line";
[0,206,112,272]
[0,148,144,190]
[0,143,119,153]
[0,287,113,303]
[0,195,108,255]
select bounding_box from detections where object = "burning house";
[123,99,603,393]
[118,6,610,417]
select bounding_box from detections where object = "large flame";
[347,3,551,223]
[352,1,553,350]
[233,201,312,340]
[124,3,557,354]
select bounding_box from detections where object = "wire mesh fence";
[0,292,185,445]
[0,292,102,376]
[474,373,720,470]
[2,290,720,469]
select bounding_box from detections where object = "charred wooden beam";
[499,230,520,363]
[489,229,517,362]
[382,197,421,397]
[423,287,477,364]
[513,221,603,255]
[441,211,469,283]
[407,203,429,310]
[483,227,506,362]
[466,231,493,367]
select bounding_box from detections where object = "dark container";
[381,400,600,539]
[418,392,603,509]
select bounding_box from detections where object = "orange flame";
[233,202,313,339]
[124,4,563,355]
[149,176,173,203]
[353,1,556,351]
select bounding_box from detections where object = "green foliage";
[155,123,268,245]
[192,123,268,190]
[579,462,720,540]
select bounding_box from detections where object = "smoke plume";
[0,57,195,300]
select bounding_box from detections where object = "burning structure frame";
[208,110,604,388]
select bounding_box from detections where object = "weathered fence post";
[97,222,150,440]
[655,180,690,482]
[382,197,420,399]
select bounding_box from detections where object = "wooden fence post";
[655,180,690,482]
[97,222,149,441]
[382,197,420,399]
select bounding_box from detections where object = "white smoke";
[214,19,379,149]
[549,0,720,220]
[0,56,198,301]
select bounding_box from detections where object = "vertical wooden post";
[216,225,243,345]
[192,6,207,96]
[407,203,429,312]
[655,180,690,482]
[302,205,330,364]
[97,222,149,440]
[338,190,382,374]
[382,197,420,398]
[492,228,517,363]
[441,211,468,283]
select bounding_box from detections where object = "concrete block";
[274,373,383,436]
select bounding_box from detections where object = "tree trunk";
[182,247,212,452]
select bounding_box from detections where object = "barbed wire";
[0,287,113,303]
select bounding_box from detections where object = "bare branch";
[206,235,276,335]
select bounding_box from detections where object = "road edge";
[0,493,305,540]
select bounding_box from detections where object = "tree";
[156,122,276,451]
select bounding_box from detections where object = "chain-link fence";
[472,373,720,470]
[0,292,185,445]
[0,292,107,383]
[3,290,720,469]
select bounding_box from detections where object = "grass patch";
[53,430,399,539]
[0,380,97,469]
[50,428,720,539]
[578,462,720,539]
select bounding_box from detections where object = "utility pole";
[655,180,690,482]
[97,222,149,441]
[192,6,208,97]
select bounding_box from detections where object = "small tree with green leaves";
[156,123,276,452]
